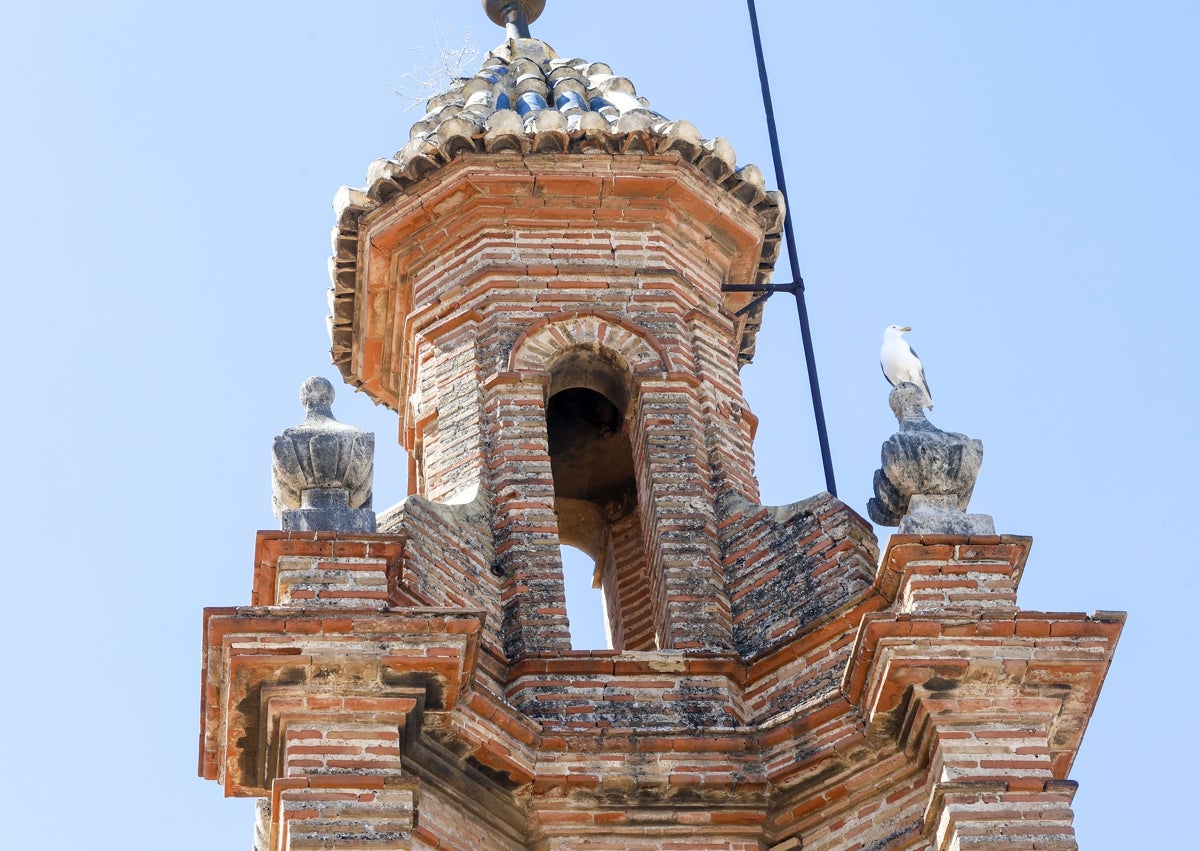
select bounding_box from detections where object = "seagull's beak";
[900,326,912,332]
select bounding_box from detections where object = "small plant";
[392,23,479,112]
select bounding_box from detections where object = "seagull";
[880,324,933,409]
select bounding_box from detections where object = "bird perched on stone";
[880,325,933,409]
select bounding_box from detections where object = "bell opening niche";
[545,347,656,651]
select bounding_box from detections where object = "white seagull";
[880,324,933,409]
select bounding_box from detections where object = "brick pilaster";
[918,701,1078,850]
[686,307,760,506]
[418,315,486,504]
[597,510,656,650]
[268,715,413,851]
[485,375,572,657]
[274,778,417,851]
[633,377,732,651]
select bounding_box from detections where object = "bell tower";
[199,4,1121,849]
[326,1,785,660]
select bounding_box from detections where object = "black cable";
[745,0,837,496]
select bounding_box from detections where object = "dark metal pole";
[745,0,837,496]
[484,0,541,38]
[503,5,532,39]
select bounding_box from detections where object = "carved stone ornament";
[868,383,994,536]
[271,376,376,533]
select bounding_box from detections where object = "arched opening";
[545,347,655,651]
[560,545,611,649]
[546,386,638,522]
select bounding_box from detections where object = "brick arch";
[509,310,669,376]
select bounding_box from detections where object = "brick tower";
[199,4,1122,848]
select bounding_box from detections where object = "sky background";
[2,1,1196,848]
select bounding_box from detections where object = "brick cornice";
[199,607,485,795]
[333,154,772,408]
[841,609,1123,779]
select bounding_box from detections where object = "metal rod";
[722,282,795,292]
[734,291,774,318]
[502,2,532,39]
[745,0,837,496]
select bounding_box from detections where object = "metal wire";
[744,0,837,496]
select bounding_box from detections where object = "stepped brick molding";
[202,529,1120,849]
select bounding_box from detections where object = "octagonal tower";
[328,29,794,660]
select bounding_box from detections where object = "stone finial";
[868,383,994,535]
[271,377,376,533]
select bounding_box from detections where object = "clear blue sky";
[2,2,1195,848]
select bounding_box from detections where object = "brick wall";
[723,493,879,657]
[350,155,780,657]
[201,145,1121,848]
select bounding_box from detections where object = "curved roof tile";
[330,38,784,376]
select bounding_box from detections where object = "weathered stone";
[898,493,995,535]
[252,799,270,851]
[271,376,376,533]
[869,382,993,534]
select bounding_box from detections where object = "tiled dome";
[330,37,784,368]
